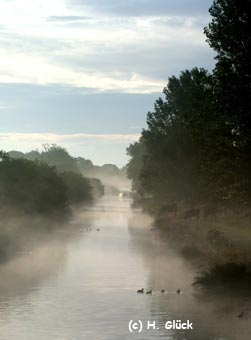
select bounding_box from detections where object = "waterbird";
[238,311,244,318]
[237,309,251,319]
[137,288,144,294]
[146,289,152,295]
[161,289,165,293]
[176,289,181,294]
[96,228,100,231]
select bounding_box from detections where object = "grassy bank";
[155,212,251,266]
[151,211,251,292]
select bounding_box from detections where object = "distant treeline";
[0,146,107,220]
[8,146,125,179]
[127,0,251,212]
[8,146,128,195]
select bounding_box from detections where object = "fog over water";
[0,196,250,340]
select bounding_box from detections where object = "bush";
[0,153,69,219]
[61,171,93,206]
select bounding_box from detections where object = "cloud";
[0,0,214,93]
[47,15,90,22]
[0,52,163,93]
[0,104,8,110]
[0,0,215,165]
[68,0,212,17]
[0,132,140,143]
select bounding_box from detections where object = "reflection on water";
[0,196,250,339]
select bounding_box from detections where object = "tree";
[41,145,80,173]
[204,0,251,205]
[204,0,251,122]
[0,155,69,219]
[126,139,146,193]
[61,172,93,205]
[7,150,25,159]
[77,157,94,174]
[127,68,214,205]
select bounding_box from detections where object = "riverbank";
[149,211,251,294]
[154,213,251,266]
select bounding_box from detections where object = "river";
[0,195,250,340]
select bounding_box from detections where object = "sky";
[0,0,215,166]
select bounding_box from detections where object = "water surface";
[0,196,250,339]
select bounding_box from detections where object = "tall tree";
[204,0,251,205]
[127,68,214,204]
[41,145,80,174]
[127,0,251,209]
[126,139,146,194]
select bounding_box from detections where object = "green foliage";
[7,149,41,162]
[1,145,105,217]
[9,146,80,174]
[88,178,105,199]
[77,156,127,192]
[204,0,251,205]
[25,150,41,161]
[0,155,69,219]
[127,0,251,209]
[78,157,122,179]
[127,68,214,204]
[41,145,79,173]
[8,149,120,195]
[77,157,94,173]
[61,171,93,206]
[99,164,121,177]
[7,150,25,159]
[0,151,96,219]
[126,140,146,193]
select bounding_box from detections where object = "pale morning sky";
[0,0,215,166]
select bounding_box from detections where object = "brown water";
[0,196,250,340]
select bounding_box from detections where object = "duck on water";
[137,288,144,293]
